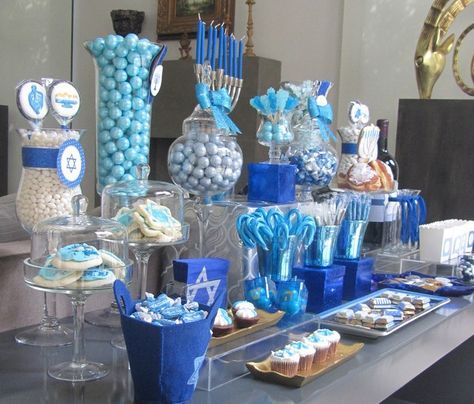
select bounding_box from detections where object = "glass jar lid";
[26,194,131,293]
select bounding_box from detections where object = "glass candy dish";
[24,194,132,382]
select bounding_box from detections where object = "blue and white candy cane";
[85,34,166,193]
[275,221,290,251]
[294,216,317,248]
[286,208,303,232]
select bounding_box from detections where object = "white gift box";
[420,220,474,263]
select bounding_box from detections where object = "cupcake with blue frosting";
[312,328,340,358]
[212,308,234,337]
[303,333,330,364]
[270,347,300,377]
[285,340,315,372]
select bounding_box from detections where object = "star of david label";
[57,139,85,188]
[187,354,205,388]
[186,266,221,306]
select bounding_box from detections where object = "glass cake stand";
[101,164,190,349]
[25,195,132,382]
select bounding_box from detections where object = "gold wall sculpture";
[415,0,474,99]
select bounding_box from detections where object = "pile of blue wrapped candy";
[130,292,208,326]
[456,255,474,283]
[84,34,163,189]
[289,145,338,186]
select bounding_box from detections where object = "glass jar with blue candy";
[84,34,167,193]
[284,80,338,201]
[250,88,298,163]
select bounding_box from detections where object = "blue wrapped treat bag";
[113,280,223,404]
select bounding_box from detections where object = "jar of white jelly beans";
[16,129,83,232]
[167,107,243,197]
[84,34,162,194]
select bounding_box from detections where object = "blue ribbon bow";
[195,83,241,134]
[389,195,427,244]
[307,96,335,142]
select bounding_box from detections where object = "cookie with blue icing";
[99,249,126,279]
[51,243,103,270]
[73,268,116,288]
[33,265,82,288]
[114,199,182,242]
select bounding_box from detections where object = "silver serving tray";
[319,288,450,339]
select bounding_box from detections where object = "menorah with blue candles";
[194,16,244,111]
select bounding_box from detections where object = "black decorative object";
[111,10,145,36]
[396,99,474,222]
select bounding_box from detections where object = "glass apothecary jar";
[84,34,164,194]
[16,128,83,232]
[168,106,243,198]
[288,117,338,201]
[284,80,338,201]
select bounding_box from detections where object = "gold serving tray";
[246,342,364,388]
[210,310,285,348]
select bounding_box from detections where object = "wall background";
[0,0,72,194]
[1,0,473,201]
[337,0,473,153]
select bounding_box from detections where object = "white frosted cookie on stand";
[72,269,117,288]
[99,249,126,278]
[51,243,103,270]
[115,199,183,242]
[33,268,82,288]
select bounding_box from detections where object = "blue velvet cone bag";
[113,280,223,404]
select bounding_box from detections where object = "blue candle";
[196,20,201,63]
[206,25,212,63]
[229,36,234,77]
[238,39,243,79]
[211,25,218,70]
[224,35,228,75]
[200,22,206,64]
[232,37,237,78]
[218,25,224,69]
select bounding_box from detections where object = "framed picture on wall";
[157,0,235,40]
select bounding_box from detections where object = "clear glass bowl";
[168,106,243,198]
